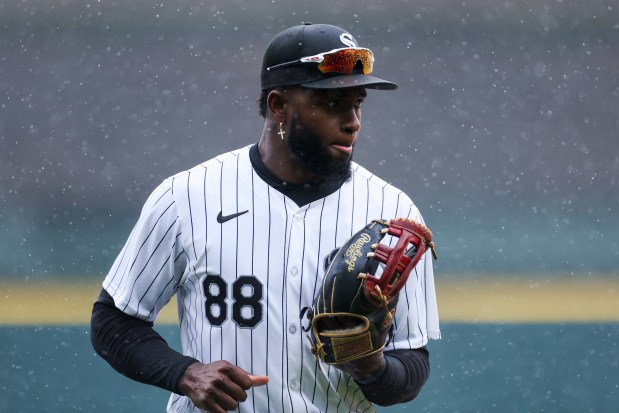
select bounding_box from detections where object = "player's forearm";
[354,347,430,406]
[90,289,199,394]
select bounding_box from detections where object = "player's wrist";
[354,359,388,384]
[176,360,204,396]
[339,352,386,382]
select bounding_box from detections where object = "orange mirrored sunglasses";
[266,47,374,75]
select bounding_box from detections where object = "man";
[91,23,440,413]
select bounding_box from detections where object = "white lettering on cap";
[339,33,357,48]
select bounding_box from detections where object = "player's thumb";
[248,374,269,387]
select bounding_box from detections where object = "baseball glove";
[300,218,436,365]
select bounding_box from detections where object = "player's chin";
[321,158,353,184]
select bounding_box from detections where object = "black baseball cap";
[261,23,398,91]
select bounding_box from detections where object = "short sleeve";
[103,178,188,322]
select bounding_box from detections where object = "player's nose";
[341,107,361,136]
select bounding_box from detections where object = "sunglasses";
[266,47,374,75]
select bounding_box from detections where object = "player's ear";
[266,89,289,123]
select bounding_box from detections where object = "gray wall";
[1,0,617,277]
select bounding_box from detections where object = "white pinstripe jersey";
[103,144,440,413]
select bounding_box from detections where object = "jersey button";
[288,324,297,334]
[290,266,298,276]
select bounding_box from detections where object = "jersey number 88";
[202,275,263,328]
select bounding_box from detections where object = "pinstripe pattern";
[103,144,440,413]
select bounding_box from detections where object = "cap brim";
[300,74,398,90]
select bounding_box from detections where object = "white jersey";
[103,144,440,413]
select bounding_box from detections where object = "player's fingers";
[228,365,268,390]
[189,386,242,413]
[198,398,236,413]
[184,362,254,409]
[212,391,243,412]
[248,374,269,387]
[219,375,250,403]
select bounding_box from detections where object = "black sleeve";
[355,347,430,406]
[90,288,199,394]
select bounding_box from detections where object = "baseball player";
[91,23,440,413]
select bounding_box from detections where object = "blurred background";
[1,0,617,412]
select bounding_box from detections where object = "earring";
[278,122,286,140]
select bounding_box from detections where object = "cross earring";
[278,122,286,140]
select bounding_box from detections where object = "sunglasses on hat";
[266,47,374,75]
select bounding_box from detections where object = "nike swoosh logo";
[217,210,249,223]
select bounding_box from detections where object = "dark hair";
[257,89,270,118]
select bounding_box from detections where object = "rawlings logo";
[344,233,371,272]
[332,332,372,361]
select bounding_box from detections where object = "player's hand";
[178,360,269,413]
